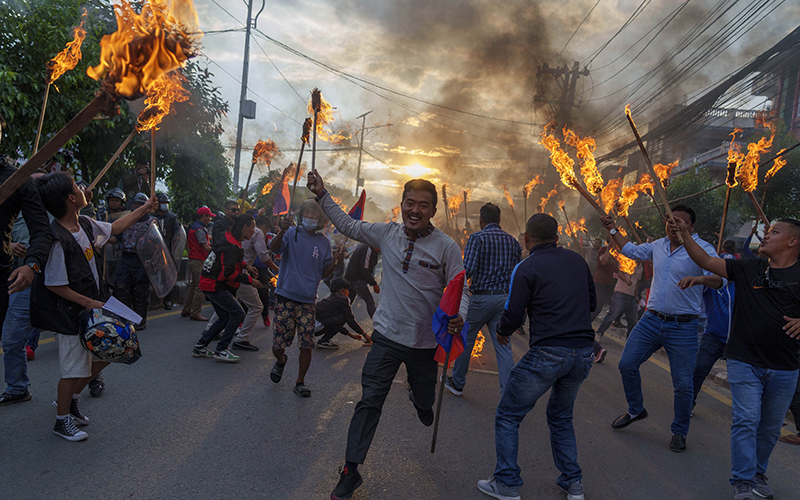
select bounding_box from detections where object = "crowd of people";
[1,110,799,500]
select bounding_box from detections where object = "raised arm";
[670,219,728,278]
[111,194,158,234]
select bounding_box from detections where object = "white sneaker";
[53,416,88,441]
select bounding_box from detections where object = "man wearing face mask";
[154,193,182,310]
[269,199,343,399]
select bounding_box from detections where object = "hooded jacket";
[200,231,252,293]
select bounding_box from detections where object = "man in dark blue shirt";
[477,213,595,500]
[446,203,521,397]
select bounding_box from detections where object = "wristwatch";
[26,262,40,274]
[609,228,618,236]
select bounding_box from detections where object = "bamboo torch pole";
[87,128,138,191]
[33,83,52,154]
[290,118,312,211]
[523,189,528,226]
[625,107,682,243]
[463,190,468,229]
[311,89,321,173]
[0,91,115,205]
[746,192,770,228]
[150,128,156,198]
[717,162,737,254]
[623,215,643,244]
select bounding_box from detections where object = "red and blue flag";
[433,270,469,368]
[272,177,290,216]
[348,190,366,221]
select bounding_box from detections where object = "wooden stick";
[625,109,682,243]
[311,111,318,172]
[87,128,137,191]
[33,83,51,154]
[150,128,156,198]
[290,144,306,210]
[747,191,770,228]
[623,215,643,244]
[463,190,468,228]
[571,180,606,216]
[646,191,665,219]
[717,187,732,254]
[0,92,115,205]
[242,156,257,211]
[430,349,451,454]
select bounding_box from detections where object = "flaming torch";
[539,185,559,213]
[310,89,322,172]
[761,149,787,207]
[0,0,201,205]
[735,116,775,228]
[290,118,313,209]
[717,129,743,253]
[523,175,543,224]
[242,139,279,209]
[615,173,653,244]
[501,184,522,234]
[34,9,88,154]
[624,105,682,242]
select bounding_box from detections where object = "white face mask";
[302,218,318,231]
[159,203,168,211]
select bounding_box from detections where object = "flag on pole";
[433,270,469,368]
[348,190,366,221]
[272,177,290,216]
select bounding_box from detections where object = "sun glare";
[402,163,433,178]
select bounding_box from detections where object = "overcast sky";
[193,0,799,211]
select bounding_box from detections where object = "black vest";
[31,216,107,335]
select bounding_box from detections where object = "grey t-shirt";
[45,219,112,287]
[318,194,469,349]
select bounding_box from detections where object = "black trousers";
[349,280,376,318]
[316,322,349,342]
[345,331,437,464]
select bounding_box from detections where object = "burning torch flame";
[260,181,275,196]
[501,185,515,210]
[539,185,559,213]
[652,160,678,188]
[563,127,604,196]
[48,9,87,85]
[391,206,401,222]
[252,139,279,166]
[307,89,351,144]
[136,70,190,131]
[523,175,544,198]
[87,0,202,98]
[735,115,776,193]
[471,331,486,358]
[765,150,787,182]
[616,173,655,217]
[301,118,312,145]
[609,246,636,275]
[726,128,743,188]
[448,193,464,216]
[540,124,578,189]
[601,178,623,215]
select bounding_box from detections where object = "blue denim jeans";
[596,291,638,337]
[618,311,698,436]
[727,359,798,485]
[692,334,726,405]
[2,287,34,395]
[494,345,593,490]
[451,294,514,394]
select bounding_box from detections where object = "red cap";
[197,206,216,217]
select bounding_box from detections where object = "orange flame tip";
[609,246,636,275]
[538,185,559,213]
[523,175,544,198]
[765,150,787,182]
[735,114,776,193]
[136,70,190,131]
[563,127,604,196]
[470,331,485,358]
[539,124,578,189]
[251,139,279,166]
[501,185,515,210]
[601,178,623,215]
[48,9,88,84]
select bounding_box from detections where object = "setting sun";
[400,162,433,178]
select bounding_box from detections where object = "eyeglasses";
[230,208,240,213]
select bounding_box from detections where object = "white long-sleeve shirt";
[318,194,469,349]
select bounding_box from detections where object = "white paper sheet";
[102,296,143,325]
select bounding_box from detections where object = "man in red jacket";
[182,206,215,321]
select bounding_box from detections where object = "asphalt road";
[2,297,799,500]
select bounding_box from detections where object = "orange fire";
[47,9,87,85]
[301,118,312,145]
[765,150,787,182]
[540,124,578,189]
[609,246,636,275]
[616,173,655,217]
[652,160,678,187]
[570,217,587,236]
[391,206,401,222]
[284,162,305,181]
[448,192,464,216]
[523,175,544,198]
[307,89,351,144]
[601,178,623,214]
[87,0,201,98]
[471,331,486,358]
[260,181,275,196]
[136,70,190,131]
[539,185,559,213]
[564,127,604,196]
[735,116,776,193]
[252,139,279,166]
[501,185,516,210]
[726,129,743,188]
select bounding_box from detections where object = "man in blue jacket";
[477,213,595,500]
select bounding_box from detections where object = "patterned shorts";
[273,296,316,350]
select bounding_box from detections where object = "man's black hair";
[330,277,351,294]
[37,171,75,219]
[255,215,271,228]
[670,204,696,225]
[525,213,558,241]
[480,203,501,225]
[722,239,736,254]
[777,218,800,237]
[224,199,240,209]
[402,179,437,208]
[231,214,255,240]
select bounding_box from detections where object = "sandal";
[270,356,287,383]
[293,383,311,398]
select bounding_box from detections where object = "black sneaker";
[232,340,259,351]
[0,390,32,406]
[331,465,363,500]
[88,375,105,398]
[52,398,89,426]
[53,416,88,441]
[408,389,434,426]
[317,340,339,349]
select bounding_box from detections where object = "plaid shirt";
[463,223,521,291]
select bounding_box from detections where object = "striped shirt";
[463,223,522,291]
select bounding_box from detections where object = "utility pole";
[535,61,589,129]
[232,0,265,188]
[354,110,372,195]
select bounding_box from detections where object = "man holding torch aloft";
[600,205,724,453]
[306,171,468,500]
[670,216,800,500]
